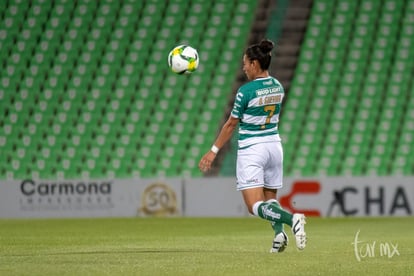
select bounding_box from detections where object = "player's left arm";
[198,115,238,172]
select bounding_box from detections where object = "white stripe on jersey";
[239,126,278,135]
[242,113,279,125]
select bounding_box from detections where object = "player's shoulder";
[238,79,261,95]
[263,76,284,91]
[269,77,284,89]
[239,79,260,90]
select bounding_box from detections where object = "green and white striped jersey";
[231,76,284,149]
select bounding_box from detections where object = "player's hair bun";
[259,39,274,54]
[245,39,275,70]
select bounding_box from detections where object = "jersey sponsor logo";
[256,87,282,96]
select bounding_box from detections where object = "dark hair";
[245,39,275,70]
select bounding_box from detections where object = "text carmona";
[20,179,112,196]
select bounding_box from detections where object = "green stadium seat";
[2,0,413,179]
[283,0,414,176]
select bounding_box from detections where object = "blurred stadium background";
[1,0,413,181]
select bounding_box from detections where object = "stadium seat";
[3,0,412,180]
[283,0,414,176]
[0,0,259,180]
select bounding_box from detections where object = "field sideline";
[0,217,413,275]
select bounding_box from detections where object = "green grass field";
[0,217,413,275]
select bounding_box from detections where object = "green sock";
[271,221,284,234]
[256,201,293,227]
[269,200,284,234]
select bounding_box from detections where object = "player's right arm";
[211,115,239,150]
[198,116,238,173]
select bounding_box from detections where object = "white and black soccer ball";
[167,45,199,74]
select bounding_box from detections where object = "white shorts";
[236,141,283,191]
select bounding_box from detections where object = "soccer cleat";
[292,213,307,250]
[270,231,288,253]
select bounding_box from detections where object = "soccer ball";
[167,45,199,74]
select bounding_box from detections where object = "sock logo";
[261,205,281,220]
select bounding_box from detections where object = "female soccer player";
[198,39,306,252]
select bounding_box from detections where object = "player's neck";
[254,70,269,79]
[254,74,269,79]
